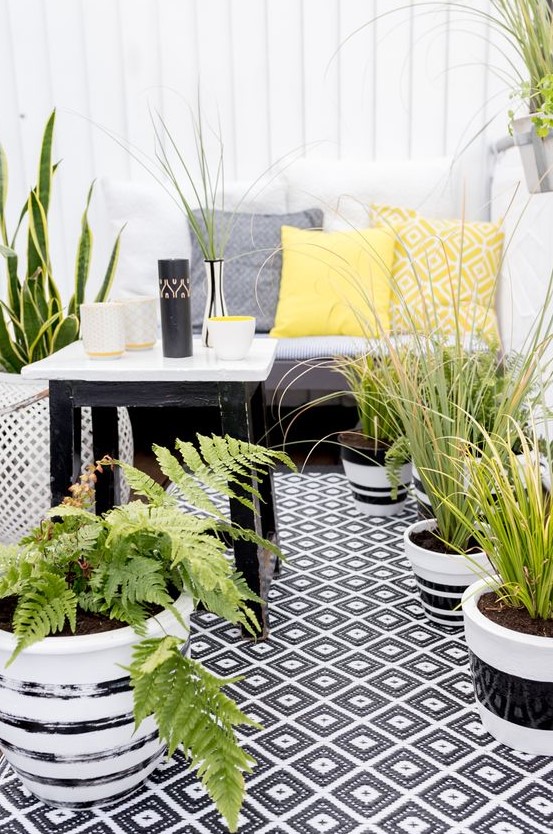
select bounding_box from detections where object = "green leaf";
[9,573,77,664]
[0,306,25,372]
[20,278,43,356]
[129,638,258,832]
[71,181,94,316]
[27,310,63,362]
[38,109,56,217]
[51,314,79,353]
[94,223,125,303]
[0,244,16,258]
[27,191,50,282]
[0,144,8,245]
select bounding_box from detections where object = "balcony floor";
[1,471,553,833]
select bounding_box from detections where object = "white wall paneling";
[0,0,508,298]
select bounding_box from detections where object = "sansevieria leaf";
[0,144,8,245]
[37,109,55,217]
[95,223,125,303]
[52,314,79,353]
[27,191,50,283]
[0,306,25,373]
[70,181,94,317]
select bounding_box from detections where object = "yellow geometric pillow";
[386,216,503,342]
[370,203,418,226]
[270,226,395,338]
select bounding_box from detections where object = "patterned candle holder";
[158,259,193,358]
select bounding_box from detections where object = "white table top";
[21,338,279,383]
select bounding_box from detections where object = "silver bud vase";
[202,259,228,347]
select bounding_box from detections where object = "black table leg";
[250,380,278,546]
[92,407,120,514]
[218,381,270,638]
[49,380,79,506]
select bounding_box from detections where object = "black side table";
[23,339,280,638]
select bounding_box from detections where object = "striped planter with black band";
[0,594,192,808]
[340,440,412,518]
[463,578,553,755]
[411,464,434,520]
[403,519,491,627]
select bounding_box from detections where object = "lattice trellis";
[0,375,133,544]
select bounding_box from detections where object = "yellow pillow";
[370,203,418,226]
[382,214,503,342]
[270,226,395,338]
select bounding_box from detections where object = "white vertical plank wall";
[0,0,509,298]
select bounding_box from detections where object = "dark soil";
[478,591,553,638]
[409,527,480,556]
[0,596,130,636]
[337,431,388,451]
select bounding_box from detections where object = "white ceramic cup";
[208,316,256,361]
[80,302,125,359]
[117,296,159,350]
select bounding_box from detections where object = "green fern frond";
[10,574,77,663]
[108,463,175,507]
[155,444,229,517]
[128,637,258,832]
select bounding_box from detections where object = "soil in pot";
[409,528,480,556]
[0,597,164,636]
[478,591,553,638]
[338,430,388,460]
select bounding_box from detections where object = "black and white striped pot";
[340,442,412,517]
[0,594,192,808]
[404,518,491,627]
[411,464,434,520]
[463,578,553,754]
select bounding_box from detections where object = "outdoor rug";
[1,470,553,833]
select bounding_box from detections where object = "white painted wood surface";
[21,338,279,382]
[0,0,511,299]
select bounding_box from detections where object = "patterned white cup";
[117,296,159,350]
[80,302,126,359]
[208,316,256,360]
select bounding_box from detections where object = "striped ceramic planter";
[340,438,412,517]
[463,578,553,755]
[0,594,193,808]
[404,518,491,627]
[411,464,434,520]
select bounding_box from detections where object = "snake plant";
[0,109,123,373]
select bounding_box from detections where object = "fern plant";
[0,109,123,372]
[0,434,295,832]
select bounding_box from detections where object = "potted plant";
[0,433,293,830]
[334,352,411,516]
[378,332,542,626]
[0,110,131,544]
[439,421,553,753]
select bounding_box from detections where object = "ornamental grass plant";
[0,434,294,832]
[437,419,553,623]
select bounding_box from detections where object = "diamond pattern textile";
[1,471,553,833]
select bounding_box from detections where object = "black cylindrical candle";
[158,259,193,358]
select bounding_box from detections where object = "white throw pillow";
[282,157,460,231]
[95,176,288,299]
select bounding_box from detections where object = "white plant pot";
[0,594,193,807]
[404,518,491,627]
[340,441,412,517]
[0,372,134,544]
[463,578,553,755]
[411,463,434,520]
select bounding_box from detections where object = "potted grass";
[0,433,294,831]
[0,110,131,544]
[438,421,553,754]
[334,352,411,516]
[377,329,545,626]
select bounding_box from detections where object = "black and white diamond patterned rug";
[2,471,553,834]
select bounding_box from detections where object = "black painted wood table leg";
[49,380,79,506]
[218,381,269,638]
[92,407,120,514]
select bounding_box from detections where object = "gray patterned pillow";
[188,208,324,332]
